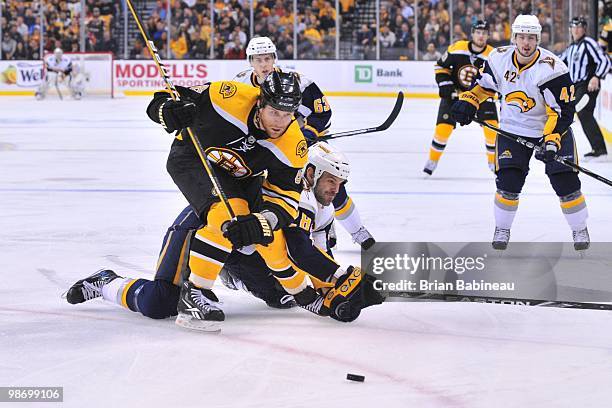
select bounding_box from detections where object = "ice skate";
[423,159,438,176]
[492,227,510,250]
[176,280,224,332]
[572,227,590,251]
[65,269,121,304]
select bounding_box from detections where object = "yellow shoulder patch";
[482,44,495,57]
[448,40,470,53]
[208,81,260,129]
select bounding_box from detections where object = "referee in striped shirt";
[560,16,611,160]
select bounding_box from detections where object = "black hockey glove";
[438,83,454,99]
[323,266,367,323]
[223,213,274,248]
[450,100,477,126]
[536,133,561,163]
[159,99,196,132]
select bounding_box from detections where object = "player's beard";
[314,185,336,207]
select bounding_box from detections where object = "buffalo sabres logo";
[505,91,536,113]
[539,56,556,69]
[206,147,252,178]
[219,82,237,99]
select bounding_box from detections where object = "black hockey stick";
[317,91,404,141]
[476,120,612,188]
[125,0,236,219]
[385,291,612,310]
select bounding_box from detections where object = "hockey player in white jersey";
[35,48,84,100]
[451,15,589,251]
[233,36,376,250]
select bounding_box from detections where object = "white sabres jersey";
[45,54,72,73]
[475,46,571,138]
[298,187,335,252]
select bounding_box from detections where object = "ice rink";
[1,95,612,407]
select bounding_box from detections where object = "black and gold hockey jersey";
[148,81,308,228]
[233,67,332,139]
[435,40,495,91]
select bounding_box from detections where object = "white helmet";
[306,142,350,186]
[511,15,542,44]
[246,36,277,60]
[53,47,63,58]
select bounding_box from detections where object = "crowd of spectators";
[0,0,600,61]
[1,0,118,60]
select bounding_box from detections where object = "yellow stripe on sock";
[495,193,519,207]
[121,279,138,308]
[560,195,585,209]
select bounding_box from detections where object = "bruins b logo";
[457,65,479,89]
[219,82,237,99]
[505,91,536,113]
[206,148,252,178]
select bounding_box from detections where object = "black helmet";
[569,16,587,27]
[260,71,302,112]
[471,20,490,32]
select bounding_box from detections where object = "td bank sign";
[354,65,403,83]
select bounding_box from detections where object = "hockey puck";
[346,373,365,382]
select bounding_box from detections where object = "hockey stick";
[125,0,235,219]
[54,74,63,100]
[476,120,612,188]
[317,91,404,141]
[385,291,612,310]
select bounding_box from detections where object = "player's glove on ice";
[223,213,274,248]
[159,100,196,132]
[537,133,561,163]
[450,100,477,126]
[438,83,454,99]
[323,266,368,322]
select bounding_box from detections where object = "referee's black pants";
[575,80,607,153]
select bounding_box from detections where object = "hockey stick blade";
[318,91,404,141]
[385,291,612,310]
[376,91,404,131]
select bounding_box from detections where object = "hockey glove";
[450,100,477,126]
[438,83,454,99]
[537,133,561,163]
[223,213,274,248]
[323,266,367,323]
[159,99,196,132]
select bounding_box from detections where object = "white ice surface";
[1,96,612,408]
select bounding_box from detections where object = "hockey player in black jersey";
[424,20,500,176]
[234,36,376,250]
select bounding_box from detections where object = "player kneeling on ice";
[35,48,84,100]
[64,142,383,329]
[219,142,384,321]
[234,36,376,250]
[450,15,590,251]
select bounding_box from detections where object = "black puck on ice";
[346,373,365,382]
